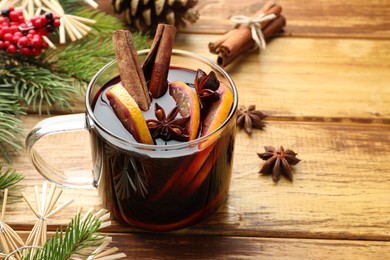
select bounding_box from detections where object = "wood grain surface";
[2,0,390,258]
[14,231,390,259]
[99,0,390,38]
[5,116,390,242]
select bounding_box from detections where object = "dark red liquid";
[90,67,236,231]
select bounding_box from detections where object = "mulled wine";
[91,66,236,231]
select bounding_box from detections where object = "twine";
[231,13,276,50]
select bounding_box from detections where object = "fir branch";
[0,87,25,115]
[0,163,23,190]
[1,66,77,115]
[55,33,150,83]
[26,212,104,260]
[50,6,150,83]
[56,36,116,83]
[73,8,124,35]
[0,163,24,204]
[0,113,24,162]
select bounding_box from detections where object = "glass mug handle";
[25,113,94,188]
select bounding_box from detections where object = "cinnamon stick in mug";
[112,30,151,110]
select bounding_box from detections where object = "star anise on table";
[146,103,189,142]
[237,105,267,134]
[257,146,301,182]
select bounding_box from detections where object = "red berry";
[2,26,10,34]
[3,33,13,42]
[12,35,20,44]
[42,41,49,49]
[31,37,43,48]
[6,44,17,54]
[31,47,41,56]
[33,18,45,28]
[38,29,48,36]
[40,16,48,25]
[18,36,29,47]
[3,40,10,47]
[28,29,37,35]
[9,11,19,22]
[14,31,22,37]
[9,6,15,11]
[10,25,18,33]
[0,41,4,49]
[53,19,61,28]
[0,17,7,24]
[19,47,31,56]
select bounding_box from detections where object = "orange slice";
[201,82,234,136]
[106,83,154,144]
[169,81,201,141]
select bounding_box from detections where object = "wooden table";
[4,0,390,258]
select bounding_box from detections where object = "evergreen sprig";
[0,163,24,204]
[0,163,23,190]
[0,2,151,162]
[1,67,77,115]
[25,212,104,260]
[0,113,24,162]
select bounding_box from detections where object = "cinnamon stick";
[209,0,285,67]
[112,30,151,111]
[217,15,286,67]
[143,24,176,98]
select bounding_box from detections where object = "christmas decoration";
[0,0,99,44]
[0,182,126,259]
[0,189,25,257]
[0,1,151,162]
[0,6,60,56]
[41,0,97,44]
[112,0,200,32]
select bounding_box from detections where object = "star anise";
[194,69,220,106]
[146,103,189,142]
[257,146,301,182]
[237,105,267,134]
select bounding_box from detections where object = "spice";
[146,103,189,142]
[194,69,220,108]
[209,0,286,67]
[257,146,301,182]
[143,24,176,98]
[237,105,267,134]
[112,30,151,110]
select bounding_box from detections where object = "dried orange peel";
[201,82,234,136]
[169,81,201,141]
[106,83,154,145]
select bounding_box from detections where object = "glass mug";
[26,49,238,231]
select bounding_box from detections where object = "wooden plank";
[99,0,390,38]
[4,116,390,241]
[175,35,390,123]
[13,232,390,259]
[34,36,390,123]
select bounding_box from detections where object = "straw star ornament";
[0,0,98,43]
[0,189,25,259]
[0,182,126,259]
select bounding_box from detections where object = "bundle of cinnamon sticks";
[209,0,286,67]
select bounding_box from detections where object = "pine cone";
[112,0,199,32]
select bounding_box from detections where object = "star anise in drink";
[146,103,189,142]
[257,146,301,182]
[237,105,267,134]
[194,69,220,107]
